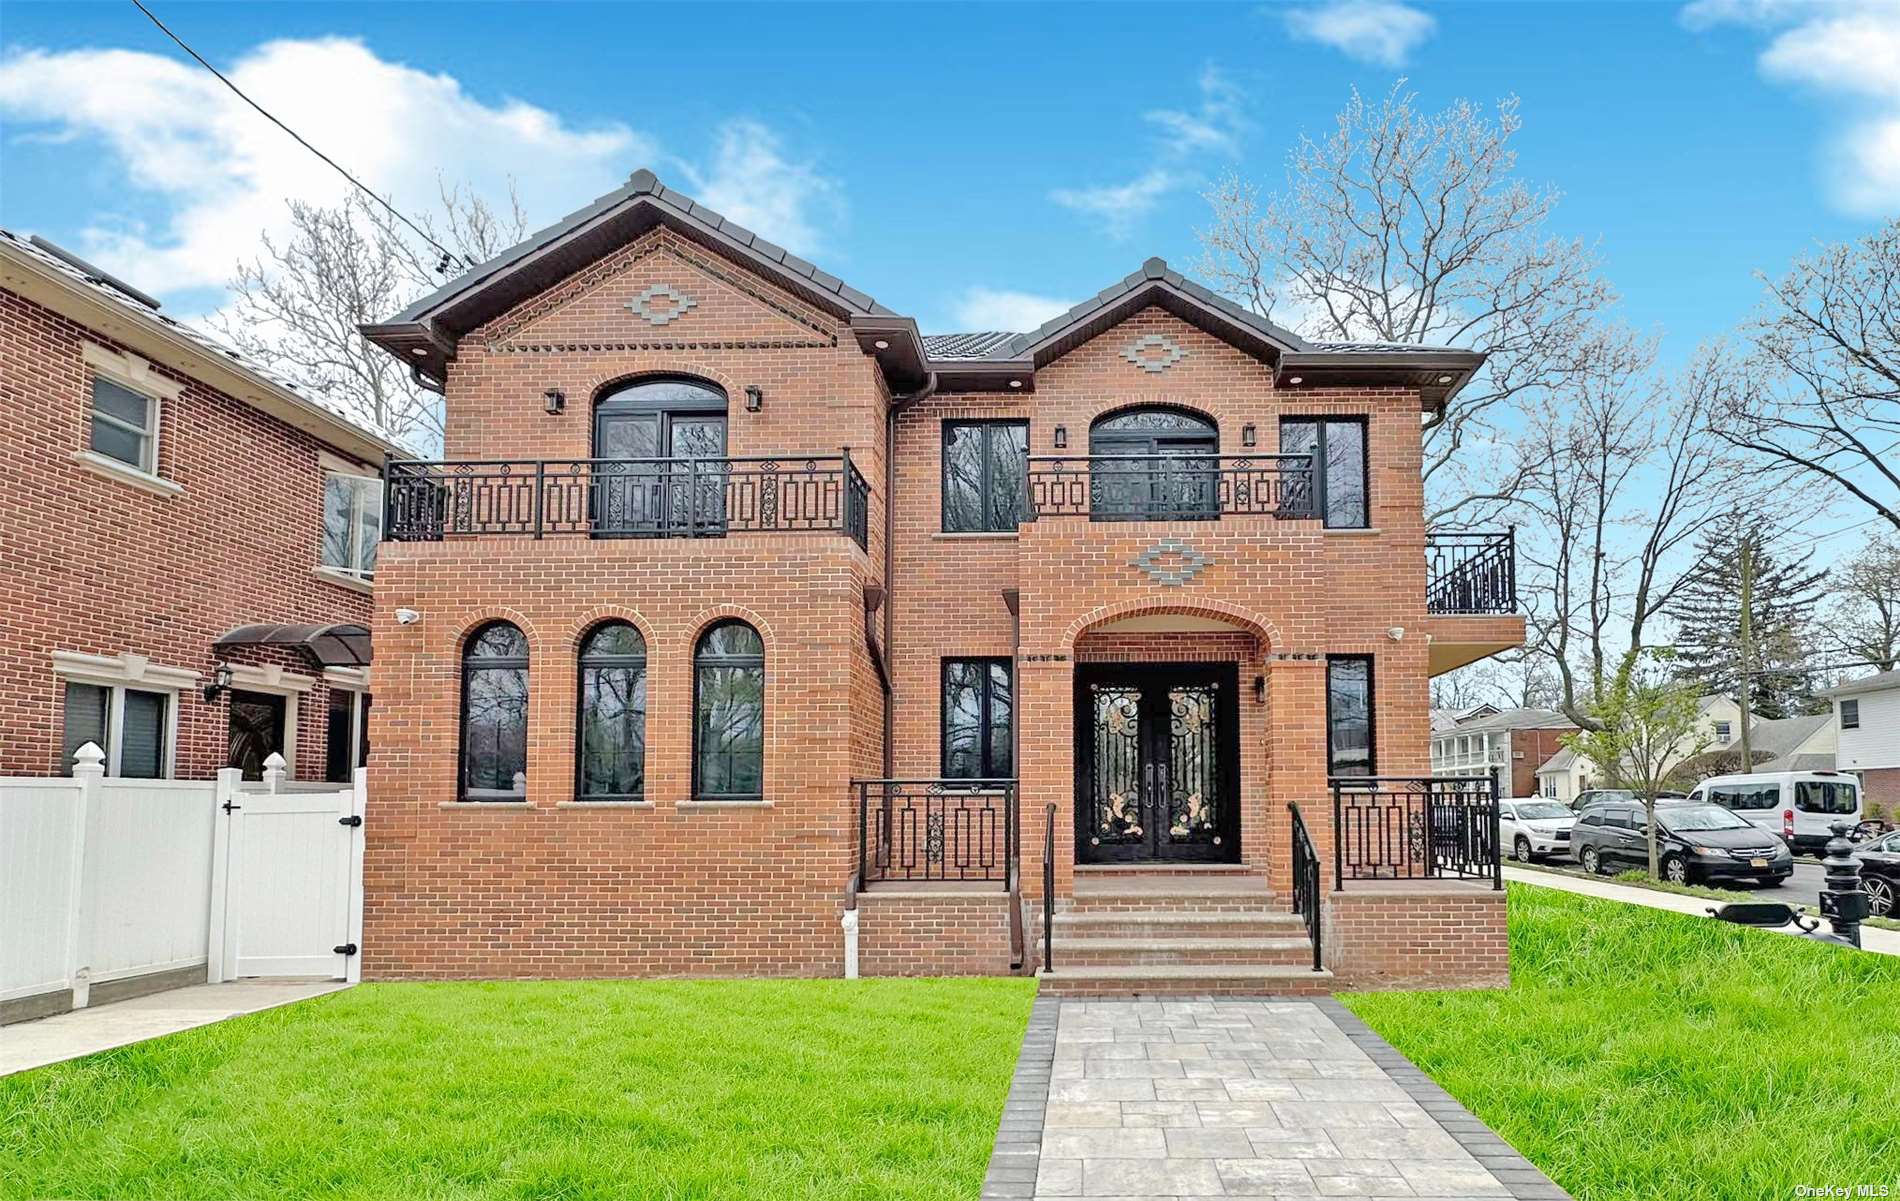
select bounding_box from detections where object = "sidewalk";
[1502,866,1900,958]
[0,980,350,1076]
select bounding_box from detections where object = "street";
[1759,859,1828,909]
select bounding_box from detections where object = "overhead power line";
[128,0,468,274]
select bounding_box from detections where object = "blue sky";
[3,0,1893,351]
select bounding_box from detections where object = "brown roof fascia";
[1276,349,1487,412]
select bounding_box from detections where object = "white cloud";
[1145,66,1249,156]
[0,38,844,313]
[1051,168,1185,240]
[948,287,1075,332]
[1283,0,1438,67]
[1685,1,1900,215]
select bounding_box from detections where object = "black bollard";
[1817,820,1870,950]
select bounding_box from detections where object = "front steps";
[1037,866,1331,996]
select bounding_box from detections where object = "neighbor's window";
[1714,720,1733,742]
[1326,656,1375,777]
[324,689,370,784]
[942,420,1029,532]
[577,622,647,800]
[694,620,764,798]
[1279,418,1368,528]
[89,376,159,474]
[943,658,1013,779]
[1841,699,1860,730]
[61,679,170,778]
[460,622,528,800]
[321,473,382,579]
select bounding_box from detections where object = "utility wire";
[129,0,467,273]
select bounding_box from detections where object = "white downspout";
[841,907,860,979]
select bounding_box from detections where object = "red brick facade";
[0,269,383,783]
[360,183,1522,989]
[1325,888,1510,989]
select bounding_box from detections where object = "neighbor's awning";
[214,622,371,667]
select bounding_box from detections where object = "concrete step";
[1052,910,1307,940]
[1037,963,1335,997]
[1074,863,1258,876]
[1057,936,1317,968]
[1068,873,1277,913]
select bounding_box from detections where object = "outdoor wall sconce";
[1241,423,1257,447]
[1053,425,1068,449]
[543,389,565,415]
[1252,675,1266,704]
[744,385,764,412]
[202,664,233,704]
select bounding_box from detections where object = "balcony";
[1423,530,1523,675]
[383,454,871,550]
[1025,453,1314,522]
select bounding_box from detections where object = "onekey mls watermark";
[1794,1187,1892,1198]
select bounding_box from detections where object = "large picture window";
[942,658,1013,779]
[321,473,382,579]
[1280,418,1368,528]
[942,420,1029,532]
[1326,656,1375,777]
[461,622,529,800]
[577,622,648,800]
[694,620,764,798]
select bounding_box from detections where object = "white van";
[1684,771,1862,856]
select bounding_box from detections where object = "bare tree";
[1707,219,1900,534]
[214,181,525,454]
[1822,536,1900,672]
[1196,83,1616,524]
[1430,652,1559,711]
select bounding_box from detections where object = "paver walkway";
[0,980,349,1076]
[984,997,1567,1200]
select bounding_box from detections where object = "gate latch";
[221,800,241,813]
[338,814,363,828]
[333,943,358,956]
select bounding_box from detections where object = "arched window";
[593,377,728,537]
[461,622,528,800]
[576,622,647,800]
[1089,407,1220,520]
[694,620,764,799]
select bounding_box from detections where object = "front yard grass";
[1344,883,1900,1201]
[0,977,1035,1201]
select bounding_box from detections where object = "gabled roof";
[1434,706,1573,735]
[1744,713,1831,763]
[1823,669,1900,698]
[1,229,402,464]
[1536,746,1578,775]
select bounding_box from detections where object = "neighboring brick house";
[1824,671,1900,812]
[1430,706,1577,798]
[357,170,1525,991]
[0,231,397,784]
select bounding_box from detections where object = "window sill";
[676,798,773,810]
[438,800,533,810]
[1322,526,1381,536]
[312,566,374,594]
[557,799,654,809]
[71,450,183,498]
[933,531,1019,540]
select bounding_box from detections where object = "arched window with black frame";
[461,622,529,800]
[592,377,728,537]
[1089,406,1220,520]
[694,620,764,799]
[576,621,647,800]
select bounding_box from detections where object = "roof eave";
[1276,349,1487,412]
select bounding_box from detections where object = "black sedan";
[1573,801,1794,886]
[1853,830,1900,917]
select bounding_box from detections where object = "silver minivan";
[1685,771,1862,856]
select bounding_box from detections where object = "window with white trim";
[1841,699,1860,730]
[321,473,382,579]
[61,679,173,778]
[89,376,159,474]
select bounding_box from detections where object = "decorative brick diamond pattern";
[627,283,698,326]
[1131,538,1214,586]
[1120,333,1187,373]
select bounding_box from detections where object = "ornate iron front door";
[1077,665,1239,863]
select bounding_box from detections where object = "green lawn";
[0,978,1035,1201]
[1345,883,1900,1201]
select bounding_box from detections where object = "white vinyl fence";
[1,746,364,1021]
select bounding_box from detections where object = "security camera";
[394,607,421,626]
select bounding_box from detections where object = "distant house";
[1532,696,1837,802]
[1430,706,1576,798]
[1823,670,1900,811]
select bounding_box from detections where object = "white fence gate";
[1,746,364,1022]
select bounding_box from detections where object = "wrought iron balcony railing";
[1331,776,1503,890]
[1026,453,1315,522]
[383,453,870,550]
[855,778,1018,890]
[1426,529,1516,615]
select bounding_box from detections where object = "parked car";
[1855,833,1900,917]
[1500,799,1576,862]
[1573,801,1793,886]
[1684,771,1863,857]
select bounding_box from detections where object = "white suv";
[1501,799,1577,862]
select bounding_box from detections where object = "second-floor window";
[1842,699,1860,730]
[1714,720,1733,742]
[1280,418,1367,528]
[89,376,159,474]
[1326,656,1375,777]
[943,658,1013,779]
[322,473,382,579]
[942,420,1028,532]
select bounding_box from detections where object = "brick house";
[0,230,397,785]
[358,170,1525,991]
[1430,707,1577,798]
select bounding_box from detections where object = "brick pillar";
[1266,656,1329,899]
[1018,656,1074,903]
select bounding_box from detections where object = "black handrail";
[1331,775,1503,889]
[1026,453,1315,521]
[853,779,1017,888]
[1042,803,1056,973]
[1288,803,1323,972]
[1426,529,1516,614]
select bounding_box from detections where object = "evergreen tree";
[1668,513,1826,717]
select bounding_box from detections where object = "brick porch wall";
[1324,887,1510,989]
[855,892,1017,976]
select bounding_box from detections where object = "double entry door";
[1076,664,1240,863]
[592,407,728,536]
